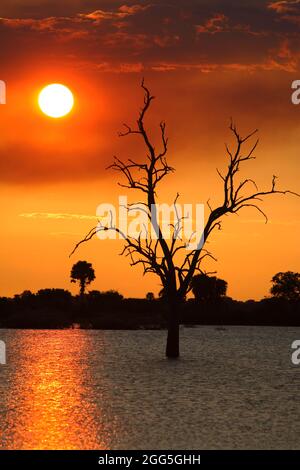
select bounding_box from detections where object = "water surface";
[0,327,299,449]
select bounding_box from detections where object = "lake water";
[0,327,299,450]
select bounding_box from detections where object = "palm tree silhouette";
[71,261,95,296]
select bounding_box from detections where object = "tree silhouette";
[70,261,95,296]
[192,274,227,302]
[146,292,155,301]
[271,271,300,301]
[71,81,299,358]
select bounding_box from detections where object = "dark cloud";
[0,1,299,73]
[268,0,300,25]
[268,0,300,14]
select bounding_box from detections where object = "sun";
[38,83,74,118]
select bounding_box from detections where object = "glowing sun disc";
[38,83,74,118]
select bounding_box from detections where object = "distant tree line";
[0,266,299,329]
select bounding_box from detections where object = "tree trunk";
[80,280,85,297]
[166,300,180,358]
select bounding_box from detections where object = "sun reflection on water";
[0,330,115,449]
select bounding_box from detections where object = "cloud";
[196,13,265,36]
[268,1,300,25]
[196,13,229,34]
[268,0,300,14]
[1,1,299,74]
[79,4,151,22]
[96,61,144,72]
[147,34,299,73]
[19,212,99,220]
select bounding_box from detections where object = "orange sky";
[0,0,299,300]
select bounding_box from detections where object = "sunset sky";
[0,0,299,300]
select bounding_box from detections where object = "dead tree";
[71,81,299,358]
